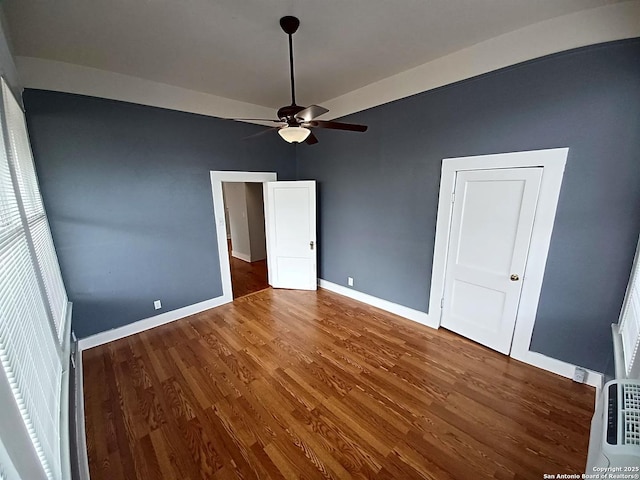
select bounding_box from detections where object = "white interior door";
[441,167,542,354]
[265,180,317,290]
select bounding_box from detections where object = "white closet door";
[441,167,542,354]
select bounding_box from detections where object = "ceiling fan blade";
[295,105,329,122]
[231,118,282,123]
[305,131,319,145]
[309,120,368,132]
[243,127,279,139]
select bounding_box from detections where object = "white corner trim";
[61,301,74,359]
[16,56,275,123]
[321,2,640,119]
[511,349,604,389]
[612,323,626,379]
[59,302,73,480]
[73,340,90,480]
[77,295,230,350]
[231,251,251,263]
[318,279,438,329]
[210,171,277,301]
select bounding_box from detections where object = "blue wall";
[297,39,640,373]
[24,91,295,338]
[24,39,640,373]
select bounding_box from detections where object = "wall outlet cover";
[348,277,354,287]
[572,367,587,383]
[154,300,162,310]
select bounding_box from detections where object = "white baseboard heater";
[587,379,640,470]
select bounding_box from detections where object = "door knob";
[510,274,519,281]
[310,241,314,250]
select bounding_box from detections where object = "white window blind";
[619,237,640,379]
[0,77,67,480]
[2,81,67,343]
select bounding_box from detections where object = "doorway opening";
[222,181,269,299]
[210,171,277,303]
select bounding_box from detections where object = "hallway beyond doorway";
[228,239,269,298]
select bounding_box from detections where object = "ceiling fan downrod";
[233,16,368,145]
[280,16,300,107]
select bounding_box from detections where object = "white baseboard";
[510,349,603,389]
[77,294,231,350]
[231,251,251,263]
[75,282,604,389]
[318,279,438,329]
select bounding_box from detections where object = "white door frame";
[429,148,578,375]
[210,171,277,302]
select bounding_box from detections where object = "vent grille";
[623,383,640,410]
[625,411,640,446]
[622,383,640,446]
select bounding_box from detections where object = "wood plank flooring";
[83,288,595,480]
[228,240,269,299]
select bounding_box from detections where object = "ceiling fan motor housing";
[233,15,367,144]
[277,104,305,123]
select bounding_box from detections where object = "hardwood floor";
[228,239,269,299]
[83,288,594,480]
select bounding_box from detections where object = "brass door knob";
[510,274,520,281]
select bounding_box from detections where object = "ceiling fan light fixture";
[230,17,367,145]
[278,126,311,143]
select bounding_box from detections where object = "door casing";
[429,148,568,364]
[210,171,277,302]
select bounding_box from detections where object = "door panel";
[441,167,542,354]
[456,178,525,275]
[451,281,506,331]
[265,181,317,290]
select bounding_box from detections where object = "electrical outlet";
[347,277,354,287]
[154,300,162,310]
[573,367,587,383]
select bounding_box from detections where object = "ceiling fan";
[234,16,368,145]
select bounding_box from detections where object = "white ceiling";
[2,0,625,109]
